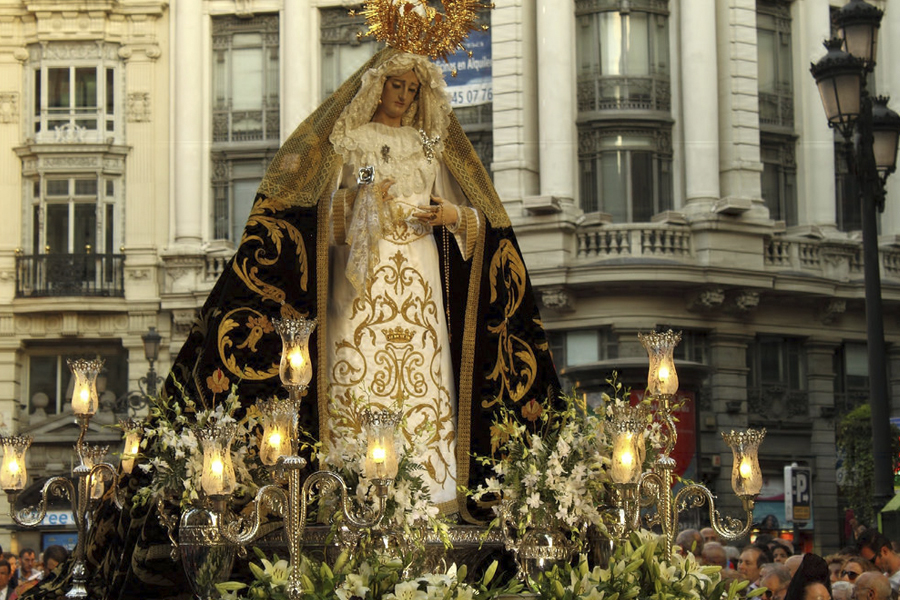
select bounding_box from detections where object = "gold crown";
[383,325,415,343]
[354,0,492,69]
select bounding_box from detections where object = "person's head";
[42,546,68,573]
[854,571,892,600]
[761,564,792,600]
[739,545,773,584]
[841,557,878,583]
[19,549,35,574]
[803,582,832,600]
[701,527,719,544]
[856,529,899,574]
[372,71,420,127]
[676,528,704,556]
[786,554,804,577]
[702,542,728,568]
[770,539,793,563]
[1,553,16,574]
[784,554,832,600]
[831,581,854,600]
[0,559,10,589]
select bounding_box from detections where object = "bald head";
[785,554,803,576]
[856,571,892,600]
[701,527,719,544]
[702,542,727,567]
[676,529,704,555]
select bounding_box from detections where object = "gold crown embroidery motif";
[383,325,415,343]
[354,0,493,70]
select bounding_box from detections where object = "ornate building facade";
[0,0,897,554]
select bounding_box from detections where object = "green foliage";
[836,404,900,527]
[215,547,523,600]
[532,529,761,600]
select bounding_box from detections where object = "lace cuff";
[448,206,479,260]
[331,187,359,245]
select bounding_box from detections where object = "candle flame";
[288,349,304,369]
[211,457,224,476]
[739,458,752,478]
[658,365,669,381]
[268,431,282,448]
[8,460,19,474]
[372,446,386,463]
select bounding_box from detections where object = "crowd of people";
[0,546,69,600]
[677,527,900,600]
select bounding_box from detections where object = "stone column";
[535,0,575,203]
[491,0,540,202]
[795,0,837,230]
[281,0,317,139]
[805,339,841,553]
[680,0,721,214]
[880,3,900,236]
[171,0,204,247]
[705,333,753,521]
[714,0,766,218]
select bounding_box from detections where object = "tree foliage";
[836,404,900,528]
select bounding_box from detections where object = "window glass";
[599,12,622,75]
[74,204,96,253]
[601,152,628,222]
[46,180,68,196]
[631,151,654,222]
[48,68,70,108]
[46,205,68,254]
[29,356,59,416]
[74,179,97,196]
[232,46,264,111]
[624,12,650,76]
[565,330,599,366]
[75,67,97,108]
[233,177,261,243]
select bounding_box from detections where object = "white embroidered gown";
[326,122,475,509]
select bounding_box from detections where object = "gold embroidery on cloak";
[483,239,538,408]
[217,308,280,380]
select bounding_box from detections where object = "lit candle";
[258,399,297,466]
[0,435,30,492]
[199,424,237,496]
[723,428,766,497]
[274,318,317,389]
[120,419,143,475]
[363,409,401,481]
[68,358,104,416]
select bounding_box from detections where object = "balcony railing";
[577,74,671,114]
[577,223,692,261]
[16,254,125,298]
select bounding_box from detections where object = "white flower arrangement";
[131,378,266,510]
[320,394,451,547]
[469,391,616,540]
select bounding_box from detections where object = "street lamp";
[114,326,163,417]
[810,0,900,512]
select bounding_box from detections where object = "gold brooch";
[354,0,492,70]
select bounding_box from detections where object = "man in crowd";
[701,527,719,545]
[16,549,37,584]
[0,559,14,600]
[858,529,900,594]
[760,563,792,600]
[738,544,774,589]
[701,542,728,568]
[675,528,704,556]
[855,571,892,600]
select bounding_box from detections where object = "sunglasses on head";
[842,571,861,581]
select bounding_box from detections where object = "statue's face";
[373,70,420,125]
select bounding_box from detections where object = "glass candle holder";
[68,358,104,416]
[273,318,317,389]
[362,409,401,480]
[609,405,647,485]
[0,435,32,492]
[258,398,299,466]
[197,422,238,497]
[638,330,681,397]
[119,419,144,475]
[82,444,111,500]
[722,428,766,496]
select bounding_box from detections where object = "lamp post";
[810,0,900,512]
[115,326,163,417]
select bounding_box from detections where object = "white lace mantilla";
[333,122,437,198]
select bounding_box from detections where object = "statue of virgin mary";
[77,42,559,600]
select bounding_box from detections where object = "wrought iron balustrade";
[15,253,125,298]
